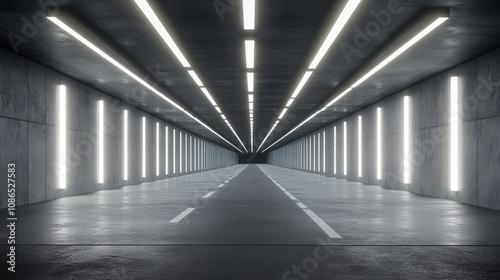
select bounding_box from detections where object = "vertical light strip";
[313,135,316,172]
[307,138,310,171]
[404,96,410,184]
[334,126,337,175]
[344,122,347,176]
[185,134,188,173]
[156,122,159,176]
[376,107,382,181]
[450,76,459,192]
[358,115,362,178]
[323,131,326,173]
[142,117,146,178]
[165,126,169,175]
[123,110,128,181]
[190,136,193,172]
[180,132,183,173]
[242,0,255,30]
[247,72,254,92]
[98,100,104,184]
[173,129,176,174]
[317,133,321,172]
[58,85,66,189]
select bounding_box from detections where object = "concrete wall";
[268,46,500,211]
[0,47,238,209]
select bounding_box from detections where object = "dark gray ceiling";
[1,0,500,153]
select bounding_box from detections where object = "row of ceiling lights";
[257,0,362,153]
[243,0,256,153]
[134,0,248,153]
[47,1,247,153]
[262,8,449,152]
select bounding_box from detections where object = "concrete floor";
[2,164,500,279]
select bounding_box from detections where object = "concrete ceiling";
[1,0,500,153]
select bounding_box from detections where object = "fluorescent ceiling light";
[249,94,254,102]
[188,70,203,86]
[134,0,190,67]
[215,106,222,113]
[286,99,295,107]
[221,114,227,120]
[261,13,448,153]
[247,72,254,92]
[309,0,361,69]
[47,16,242,153]
[351,17,449,88]
[278,108,288,120]
[245,40,255,69]
[201,88,217,106]
[291,71,313,98]
[249,102,254,110]
[243,0,255,30]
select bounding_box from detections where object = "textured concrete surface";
[269,45,500,211]
[0,48,237,208]
[1,165,500,279]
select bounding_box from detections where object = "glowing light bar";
[165,126,169,175]
[245,40,255,69]
[358,115,362,178]
[352,17,449,88]
[260,13,448,152]
[188,70,203,86]
[58,85,66,189]
[377,107,382,180]
[215,106,222,113]
[124,110,128,181]
[344,122,347,176]
[404,96,410,184]
[450,77,459,192]
[98,100,104,184]
[249,94,254,102]
[201,88,217,106]
[249,102,254,111]
[309,0,361,69]
[334,126,337,175]
[134,0,190,67]
[291,71,313,98]
[180,132,183,173]
[278,108,288,120]
[142,117,146,178]
[243,0,255,30]
[156,122,159,176]
[185,134,188,172]
[286,99,294,107]
[47,16,242,153]
[247,72,254,92]
[173,129,176,174]
[322,132,326,173]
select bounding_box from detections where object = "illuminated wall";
[268,46,500,210]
